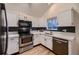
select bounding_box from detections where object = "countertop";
[3,32,19,38]
[31,31,75,41]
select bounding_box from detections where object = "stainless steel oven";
[19,34,33,53]
[18,20,33,53]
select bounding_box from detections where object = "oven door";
[20,35,33,47]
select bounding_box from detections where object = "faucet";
[50,31,52,35]
[62,29,67,32]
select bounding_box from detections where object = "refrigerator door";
[0,4,8,55]
[0,3,3,55]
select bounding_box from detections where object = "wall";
[40,3,79,27]
[43,3,79,18]
[5,4,38,27]
[5,3,79,27]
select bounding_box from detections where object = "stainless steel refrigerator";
[0,3,8,55]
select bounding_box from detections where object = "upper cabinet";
[57,9,75,26]
[7,12,18,26]
[32,18,46,27]
[38,19,46,27]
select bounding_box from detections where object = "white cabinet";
[33,33,53,50]
[7,12,18,26]
[38,19,46,27]
[40,35,46,46]
[32,20,39,27]
[7,36,19,54]
[33,34,40,45]
[57,9,74,26]
[44,36,53,50]
[32,18,46,27]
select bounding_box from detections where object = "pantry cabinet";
[57,9,74,26]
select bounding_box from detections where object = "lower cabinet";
[33,34,40,45]
[33,34,53,50]
[40,35,46,46]
[7,37,19,54]
[44,36,53,50]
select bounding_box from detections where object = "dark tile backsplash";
[8,27,19,32]
[57,26,75,33]
[2,26,19,32]
[31,27,46,30]
[31,26,75,33]
[2,26,75,33]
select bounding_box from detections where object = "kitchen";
[0,3,79,55]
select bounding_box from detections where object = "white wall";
[5,4,38,27]
[43,3,79,18]
[5,3,79,27]
[40,3,79,27]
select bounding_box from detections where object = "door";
[7,12,18,26]
[45,36,52,50]
[33,35,40,45]
[46,37,52,50]
[0,4,8,55]
[7,37,19,54]
[57,10,72,26]
[40,35,45,46]
[0,4,3,54]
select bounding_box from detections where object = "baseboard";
[12,44,56,55]
[11,52,19,55]
[33,44,41,47]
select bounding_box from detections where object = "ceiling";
[5,3,53,17]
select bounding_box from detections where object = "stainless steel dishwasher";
[53,37,68,55]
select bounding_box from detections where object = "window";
[47,17,58,30]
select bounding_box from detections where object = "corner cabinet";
[44,36,53,50]
[57,9,75,26]
[33,34,53,50]
[33,34,41,45]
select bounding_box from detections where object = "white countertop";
[31,31,75,41]
[2,34,19,38]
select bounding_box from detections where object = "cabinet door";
[33,35,40,45]
[7,37,19,54]
[38,19,46,27]
[45,36,53,50]
[57,10,73,26]
[7,12,18,26]
[40,35,46,46]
